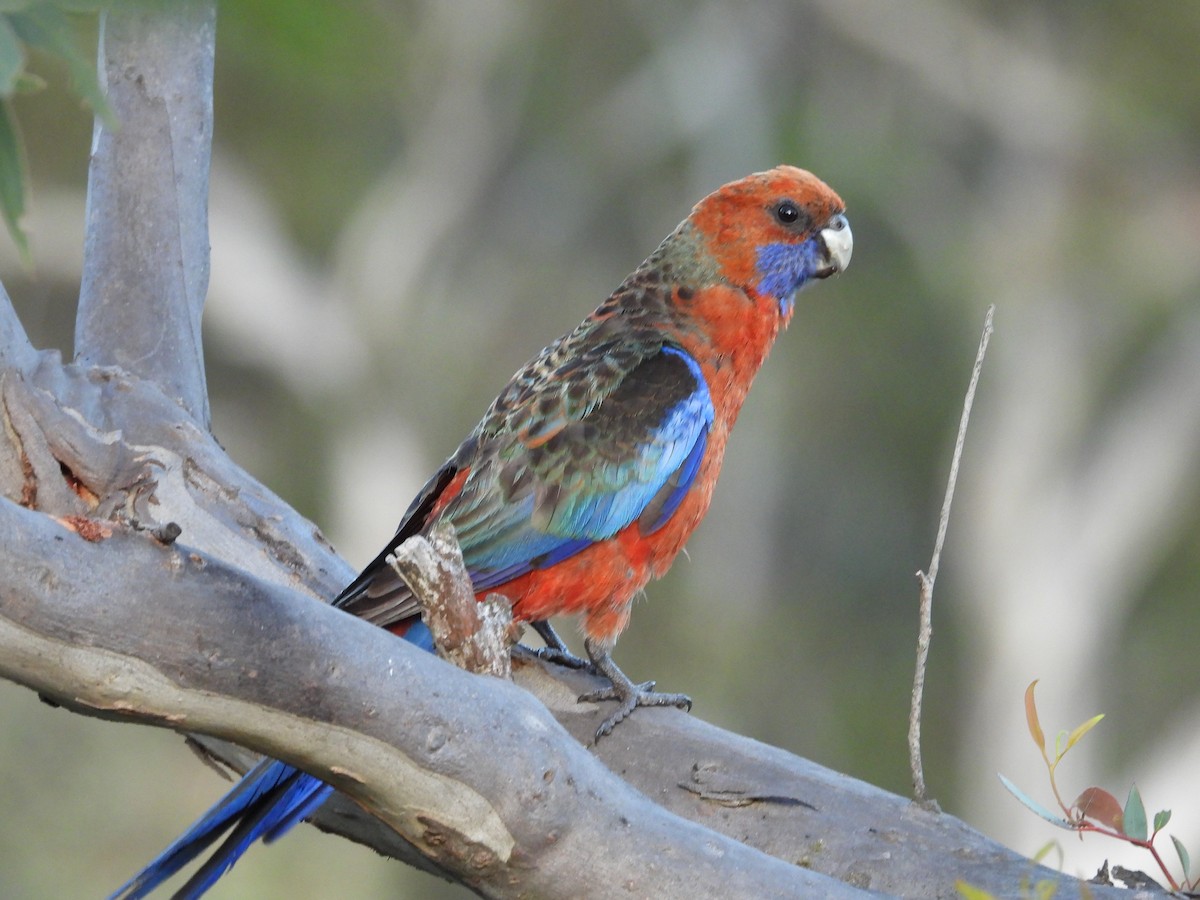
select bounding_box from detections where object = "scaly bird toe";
[528,620,592,670]
[583,682,693,740]
[533,645,592,670]
[582,639,692,741]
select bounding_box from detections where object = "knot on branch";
[0,370,183,542]
[386,523,518,678]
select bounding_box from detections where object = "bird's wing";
[334,342,713,626]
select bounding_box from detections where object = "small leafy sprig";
[999,680,1193,892]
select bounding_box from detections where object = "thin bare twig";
[910,305,995,802]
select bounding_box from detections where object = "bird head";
[690,165,852,317]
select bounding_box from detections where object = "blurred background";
[2,1,1199,896]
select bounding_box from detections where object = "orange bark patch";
[57,515,112,542]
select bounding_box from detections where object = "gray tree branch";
[0,494,859,900]
[0,280,36,373]
[76,1,216,425]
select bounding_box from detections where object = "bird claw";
[581,683,693,740]
[526,620,592,670]
[579,639,694,741]
[533,645,592,671]
[578,679,657,701]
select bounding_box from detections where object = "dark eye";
[774,201,800,225]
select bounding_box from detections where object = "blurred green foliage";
[0,1,110,261]
[2,1,1200,897]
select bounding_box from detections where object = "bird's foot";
[535,646,592,669]
[579,681,693,740]
[528,620,592,670]
[580,640,691,741]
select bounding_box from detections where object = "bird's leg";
[578,638,692,740]
[527,619,591,670]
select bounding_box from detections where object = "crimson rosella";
[112,165,852,898]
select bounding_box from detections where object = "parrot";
[110,165,852,898]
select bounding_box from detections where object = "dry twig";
[386,522,517,678]
[910,305,995,802]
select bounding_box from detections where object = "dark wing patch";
[332,344,713,629]
[332,460,463,624]
[446,345,714,585]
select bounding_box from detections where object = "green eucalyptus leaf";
[1063,714,1104,755]
[0,97,29,262]
[1153,809,1171,834]
[9,4,114,125]
[1031,840,1064,870]
[1123,785,1147,841]
[997,774,1073,828]
[1054,729,1067,761]
[0,16,24,95]
[1172,835,1191,879]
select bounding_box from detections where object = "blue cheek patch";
[756,240,822,314]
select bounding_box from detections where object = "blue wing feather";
[455,345,712,585]
[638,424,708,535]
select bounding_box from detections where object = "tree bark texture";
[76,1,216,426]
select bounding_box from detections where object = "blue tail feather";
[168,769,331,899]
[111,623,434,898]
[108,759,329,900]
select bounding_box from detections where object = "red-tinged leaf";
[1073,787,1123,831]
[1171,834,1191,879]
[1153,809,1172,834]
[998,773,1073,828]
[1025,680,1046,753]
[1063,713,1104,755]
[955,880,996,900]
[1124,784,1147,841]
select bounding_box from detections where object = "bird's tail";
[109,613,436,898]
[108,757,333,900]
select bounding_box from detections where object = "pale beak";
[815,213,852,278]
